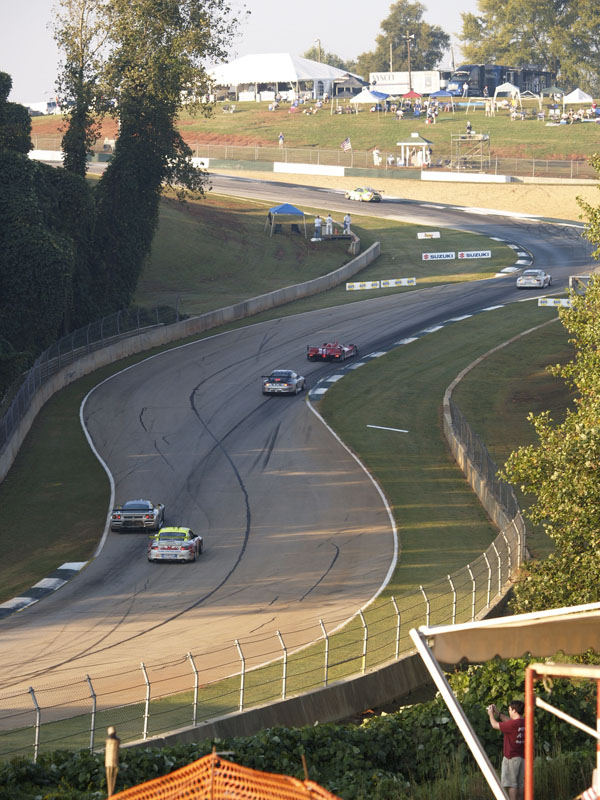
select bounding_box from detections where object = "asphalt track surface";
[0,175,594,700]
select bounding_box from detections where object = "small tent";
[563,87,593,105]
[402,90,422,99]
[265,203,307,238]
[396,133,433,167]
[350,88,389,105]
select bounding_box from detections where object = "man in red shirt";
[487,700,525,800]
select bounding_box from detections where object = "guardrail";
[0,398,524,761]
[30,136,596,179]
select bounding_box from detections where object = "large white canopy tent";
[209,53,361,101]
[493,81,521,109]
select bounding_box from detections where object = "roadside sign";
[458,250,491,259]
[422,251,455,261]
[538,298,571,307]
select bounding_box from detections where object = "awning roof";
[416,601,600,665]
[563,87,593,103]
[350,88,389,103]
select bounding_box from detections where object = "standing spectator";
[343,213,351,234]
[372,147,382,166]
[487,701,525,800]
[278,131,284,148]
[314,215,322,238]
[466,120,472,135]
[483,85,489,97]
[462,81,469,97]
[325,214,333,235]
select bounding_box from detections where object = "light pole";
[314,38,321,63]
[404,33,415,91]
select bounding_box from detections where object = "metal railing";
[0,304,183,459]
[30,136,596,179]
[0,400,525,761]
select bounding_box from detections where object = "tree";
[92,0,236,307]
[355,0,450,78]
[302,45,352,72]
[459,0,600,95]
[53,0,109,177]
[502,253,600,610]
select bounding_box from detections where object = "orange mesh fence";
[111,752,341,799]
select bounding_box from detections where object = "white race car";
[516,269,552,289]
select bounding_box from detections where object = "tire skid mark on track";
[298,543,340,602]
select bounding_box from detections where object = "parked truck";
[369,70,451,96]
[446,64,555,97]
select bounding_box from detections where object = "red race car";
[306,341,359,362]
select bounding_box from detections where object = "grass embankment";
[0,191,513,602]
[31,101,600,160]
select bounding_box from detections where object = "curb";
[0,562,87,619]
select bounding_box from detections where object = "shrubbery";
[0,658,595,799]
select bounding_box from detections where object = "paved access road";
[0,176,594,699]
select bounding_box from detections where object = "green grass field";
[31,100,600,161]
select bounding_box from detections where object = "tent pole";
[410,628,508,800]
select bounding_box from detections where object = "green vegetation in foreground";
[31,102,600,161]
[136,192,515,314]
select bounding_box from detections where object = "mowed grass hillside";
[31,99,600,161]
[136,192,516,314]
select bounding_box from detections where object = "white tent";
[209,53,360,100]
[493,81,521,109]
[349,88,389,105]
[563,87,593,104]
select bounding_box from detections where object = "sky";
[1,0,478,104]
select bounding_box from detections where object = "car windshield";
[269,372,292,380]
[523,271,540,277]
[123,501,152,511]
[158,533,187,541]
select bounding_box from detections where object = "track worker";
[487,700,525,800]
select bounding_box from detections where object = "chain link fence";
[31,135,596,179]
[0,396,525,761]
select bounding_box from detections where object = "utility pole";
[404,33,415,91]
[314,38,321,63]
[389,41,393,72]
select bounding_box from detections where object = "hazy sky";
[2,0,478,104]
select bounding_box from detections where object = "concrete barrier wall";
[0,243,380,483]
[422,170,513,184]
[125,651,433,750]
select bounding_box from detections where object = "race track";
[0,177,594,698]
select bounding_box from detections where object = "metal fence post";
[467,564,476,621]
[29,687,40,763]
[448,575,457,624]
[100,316,105,346]
[358,610,368,673]
[420,585,430,626]
[86,675,97,751]
[492,542,502,593]
[275,630,287,700]
[483,552,492,607]
[141,662,150,740]
[391,596,400,659]
[319,619,329,686]
[116,309,121,335]
[501,530,512,575]
[188,653,199,726]
[235,639,245,712]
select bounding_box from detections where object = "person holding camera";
[487,700,525,800]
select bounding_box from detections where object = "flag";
[341,137,352,151]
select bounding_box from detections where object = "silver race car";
[262,369,305,395]
[111,499,165,532]
[147,527,203,562]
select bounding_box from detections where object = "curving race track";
[0,176,594,698]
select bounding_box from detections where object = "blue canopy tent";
[265,203,307,238]
[429,89,455,111]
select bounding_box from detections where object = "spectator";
[487,700,525,800]
[343,213,351,233]
[466,120,472,135]
[373,147,382,166]
[462,81,469,97]
[314,215,322,238]
[325,214,333,235]
[278,131,284,147]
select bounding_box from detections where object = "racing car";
[344,187,382,202]
[516,269,553,289]
[111,499,165,532]
[307,341,359,362]
[262,369,305,395]
[147,527,203,562]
